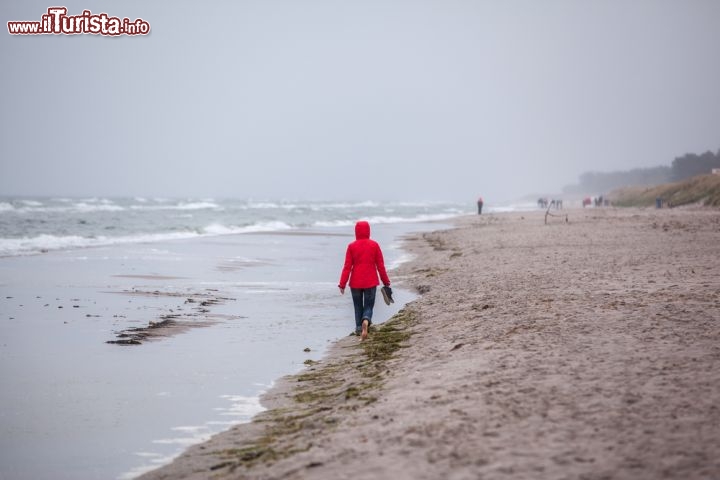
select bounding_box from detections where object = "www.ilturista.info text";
[7,7,150,36]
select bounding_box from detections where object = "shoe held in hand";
[381,286,394,305]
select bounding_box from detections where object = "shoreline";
[132,220,452,479]
[0,219,442,480]
[140,206,720,480]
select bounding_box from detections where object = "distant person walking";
[477,197,484,215]
[338,221,391,341]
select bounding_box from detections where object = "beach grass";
[610,173,720,207]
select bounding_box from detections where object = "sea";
[0,197,477,257]
[0,197,530,480]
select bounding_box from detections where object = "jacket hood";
[355,221,370,240]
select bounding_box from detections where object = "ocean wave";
[308,200,381,210]
[73,202,126,212]
[77,197,117,204]
[0,232,202,257]
[395,201,455,207]
[0,221,295,257]
[0,199,477,256]
[10,198,223,214]
[313,212,464,228]
[241,202,300,210]
[238,201,390,211]
[173,201,222,210]
[203,221,292,235]
[3,203,126,213]
[129,201,221,211]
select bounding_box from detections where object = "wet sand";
[141,207,720,480]
[104,288,237,345]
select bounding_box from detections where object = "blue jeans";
[350,287,376,332]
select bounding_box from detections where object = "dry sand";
[141,207,720,480]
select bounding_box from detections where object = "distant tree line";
[563,166,671,194]
[670,150,720,181]
[563,148,720,194]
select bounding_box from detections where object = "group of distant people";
[476,195,617,211]
[537,198,563,209]
[582,196,610,207]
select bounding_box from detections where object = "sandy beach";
[6,1,720,478]
[137,207,719,479]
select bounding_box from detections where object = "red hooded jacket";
[338,221,391,289]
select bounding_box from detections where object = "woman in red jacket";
[338,221,391,340]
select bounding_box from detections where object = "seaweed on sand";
[210,308,418,473]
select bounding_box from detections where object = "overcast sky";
[1,1,719,202]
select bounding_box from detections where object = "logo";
[8,7,150,36]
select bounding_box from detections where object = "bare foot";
[361,319,369,341]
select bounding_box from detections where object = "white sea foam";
[77,197,117,204]
[73,202,126,212]
[395,200,452,207]
[202,223,243,235]
[387,252,415,270]
[309,200,381,210]
[217,394,265,417]
[243,201,290,209]
[203,221,292,235]
[0,234,93,255]
[0,202,15,212]
[118,453,178,480]
[11,203,126,213]
[129,201,221,211]
[175,201,221,210]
